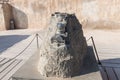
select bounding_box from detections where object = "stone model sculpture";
[38,12,87,78]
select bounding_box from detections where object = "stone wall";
[0,0,120,30]
[2,3,13,30]
[0,5,5,30]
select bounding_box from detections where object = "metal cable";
[0,34,36,67]
[86,37,92,42]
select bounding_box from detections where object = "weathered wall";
[2,3,13,30]
[0,0,120,30]
[0,5,5,30]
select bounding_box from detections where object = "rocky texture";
[38,13,87,78]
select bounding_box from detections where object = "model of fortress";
[38,12,87,78]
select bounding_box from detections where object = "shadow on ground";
[100,58,120,80]
[0,35,29,54]
[78,46,99,76]
[81,46,120,80]
[101,58,120,64]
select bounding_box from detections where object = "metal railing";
[0,33,42,68]
[86,36,110,80]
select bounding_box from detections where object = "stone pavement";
[12,46,102,80]
[85,29,120,80]
[0,29,42,80]
[1,29,120,80]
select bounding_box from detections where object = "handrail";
[0,33,42,68]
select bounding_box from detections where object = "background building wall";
[0,5,5,30]
[0,0,120,30]
[2,3,13,30]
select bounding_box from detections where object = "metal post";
[36,34,39,49]
[88,36,110,80]
[91,36,101,65]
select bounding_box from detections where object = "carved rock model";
[38,12,87,78]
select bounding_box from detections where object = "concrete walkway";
[84,29,120,60]
[84,29,120,80]
[1,29,120,80]
[0,29,42,80]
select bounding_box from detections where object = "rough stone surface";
[38,13,87,78]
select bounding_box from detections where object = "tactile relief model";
[38,12,87,78]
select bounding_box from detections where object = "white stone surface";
[0,29,42,80]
